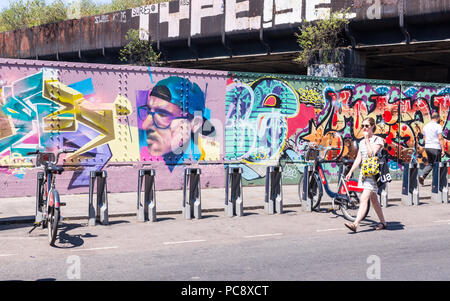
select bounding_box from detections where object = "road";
[1,200,449,282]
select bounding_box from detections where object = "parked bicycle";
[28,149,73,246]
[298,143,370,222]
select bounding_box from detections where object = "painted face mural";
[137,76,217,170]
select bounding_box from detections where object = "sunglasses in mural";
[137,105,192,129]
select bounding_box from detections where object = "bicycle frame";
[29,149,72,245]
[46,172,59,210]
[315,161,363,201]
[35,153,64,224]
[36,166,58,222]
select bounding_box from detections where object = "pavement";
[1,188,450,281]
[0,178,441,225]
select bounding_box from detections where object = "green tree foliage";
[0,0,67,32]
[0,0,167,32]
[119,29,161,66]
[295,9,351,66]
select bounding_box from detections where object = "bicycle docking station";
[402,162,419,206]
[431,162,449,204]
[183,167,202,220]
[88,170,109,226]
[225,166,243,217]
[265,166,283,215]
[301,164,313,212]
[35,171,45,224]
[137,169,156,222]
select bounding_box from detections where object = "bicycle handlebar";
[27,149,75,165]
[304,142,340,161]
[55,149,75,165]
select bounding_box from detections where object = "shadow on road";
[156,217,176,222]
[54,223,98,249]
[243,212,259,217]
[384,221,405,231]
[0,221,34,231]
[200,214,219,219]
[347,221,405,234]
[107,220,130,226]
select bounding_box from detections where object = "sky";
[0,0,114,11]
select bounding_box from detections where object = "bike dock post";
[301,165,313,212]
[431,162,449,204]
[378,162,389,207]
[137,169,156,222]
[225,166,243,217]
[35,171,45,223]
[88,170,109,226]
[264,166,283,214]
[183,168,202,220]
[401,162,419,206]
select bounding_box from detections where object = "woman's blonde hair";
[363,117,376,130]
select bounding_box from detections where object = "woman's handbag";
[376,150,392,187]
[361,155,380,178]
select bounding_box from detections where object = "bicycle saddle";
[342,158,354,165]
[46,163,64,174]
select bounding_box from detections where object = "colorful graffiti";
[0,70,222,188]
[0,68,135,187]
[1,62,449,195]
[225,74,450,181]
[296,84,450,165]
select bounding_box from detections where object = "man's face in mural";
[140,94,202,156]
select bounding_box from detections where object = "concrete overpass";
[0,0,449,83]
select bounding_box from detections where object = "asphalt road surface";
[1,200,449,282]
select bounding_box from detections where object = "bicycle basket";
[36,153,55,167]
[305,148,319,161]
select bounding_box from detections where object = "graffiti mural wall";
[225,72,450,184]
[0,59,226,197]
[0,59,449,197]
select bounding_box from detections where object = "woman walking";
[344,117,387,232]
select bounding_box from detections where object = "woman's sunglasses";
[362,124,372,128]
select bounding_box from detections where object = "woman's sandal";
[344,222,357,233]
[375,222,387,230]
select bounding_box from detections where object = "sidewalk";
[0,179,435,225]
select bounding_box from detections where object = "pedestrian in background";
[344,117,387,232]
[419,112,445,185]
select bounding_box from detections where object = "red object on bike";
[48,191,54,208]
[318,168,326,185]
[340,180,364,194]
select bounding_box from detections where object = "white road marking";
[0,237,41,240]
[316,228,345,232]
[433,220,450,223]
[0,254,17,257]
[163,239,206,245]
[71,246,119,252]
[244,233,283,238]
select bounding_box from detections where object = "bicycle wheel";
[298,172,323,210]
[340,192,370,222]
[48,191,60,246]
